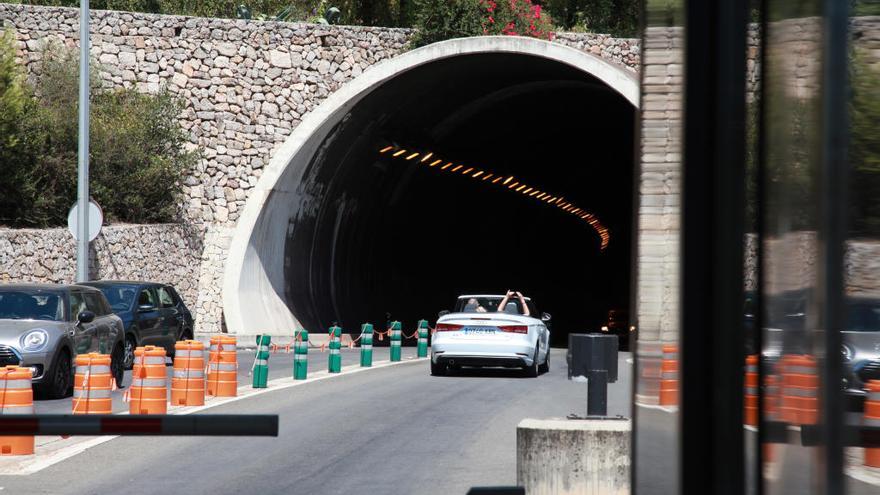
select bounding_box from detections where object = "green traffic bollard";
[360,323,374,367]
[293,329,308,380]
[417,320,429,358]
[390,321,402,362]
[328,325,342,373]
[253,334,271,388]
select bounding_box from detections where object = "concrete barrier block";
[517,418,631,495]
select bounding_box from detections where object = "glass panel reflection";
[761,2,824,494]
[634,1,684,493]
[843,7,880,494]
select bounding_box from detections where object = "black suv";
[81,281,194,369]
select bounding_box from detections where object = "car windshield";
[95,285,139,312]
[846,301,880,332]
[455,297,526,315]
[0,290,65,321]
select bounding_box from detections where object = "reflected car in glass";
[599,309,634,350]
[431,294,551,377]
[0,283,125,398]
[81,281,194,369]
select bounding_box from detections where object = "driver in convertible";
[497,290,530,316]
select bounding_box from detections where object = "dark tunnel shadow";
[282,52,636,348]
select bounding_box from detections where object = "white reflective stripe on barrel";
[661,371,678,379]
[0,405,34,414]
[0,379,33,389]
[784,387,817,397]
[361,344,372,350]
[173,369,205,379]
[254,359,268,366]
[257,346,270,352]
[73,388,112,399]
[418,338,427,344]
[391,341,401,346]
[135,356,166,365]
[663,352,677,360]
[745,365,758,373]
[865,391,880,402]
[210,344,235,351]
[392,331,401,338]
[132,378,166,387]
[329,349,340,355]
[294,354,308,361]
[745,387,758,396]
[209,363,237,371]
[865,418,880,427]
[175,350,204,358]
[77,365,111,374]
[785,365,816,374]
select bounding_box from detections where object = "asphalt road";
[4,349,631,495]
[35,346,418,414]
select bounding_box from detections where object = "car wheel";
[538,348,550,374]
[111,343,125,389]
[41,350,72,400]
[430,359,447,376]
[524,347,539,378]
[123,334,137,370]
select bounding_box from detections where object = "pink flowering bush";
[481,0,555,41]
[411,0,555,48]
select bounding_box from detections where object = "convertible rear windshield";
[0,290,65,321]
[455,297,537,316]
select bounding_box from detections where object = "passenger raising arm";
[496,290,530,316]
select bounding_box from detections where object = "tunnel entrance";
[224,38,638,347]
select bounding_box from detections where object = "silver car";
[0,284,125,399]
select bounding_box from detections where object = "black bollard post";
[587,369,608,416]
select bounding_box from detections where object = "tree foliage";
[850,52,880,235]
[0,36,197,228]
[543,0,639,36]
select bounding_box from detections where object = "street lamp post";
[76,0,90,282]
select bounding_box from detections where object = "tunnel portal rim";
[222,35,641,337]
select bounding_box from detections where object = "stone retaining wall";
[0,224,203,313]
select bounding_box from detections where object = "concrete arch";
[222,36,640,337]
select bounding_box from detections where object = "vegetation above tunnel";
[16,0,642,38]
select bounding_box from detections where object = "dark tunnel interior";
[283,53,635,346]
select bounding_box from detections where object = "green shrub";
[409,0,484,48]
[0,39,198,228]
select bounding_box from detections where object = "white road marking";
[2,356,428,475]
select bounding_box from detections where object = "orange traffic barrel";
[130,346,167,415]
[73,353,112,414]
[865,380,880,467]
[171,340,205,406]
[780,354,818,425]
[744,355,759,426]
[207,336,237,397]
[0,366,34,455]
[659,345,678,406]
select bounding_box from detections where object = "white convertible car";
[430,294,551,377]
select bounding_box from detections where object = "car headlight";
[20,329,49,352]
[841,344,854,362]
[601,326,609,332]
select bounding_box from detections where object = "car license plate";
[461,326,496,335]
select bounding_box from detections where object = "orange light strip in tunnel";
[378,145,610,250]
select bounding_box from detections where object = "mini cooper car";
[0,283,125,398]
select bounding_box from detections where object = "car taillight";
[499,325,528,334]
[435,323,463,332]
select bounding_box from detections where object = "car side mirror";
[438,310,450,318]
[541,312,552,322]
[78,310,95,324]
[138,304,156,313]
